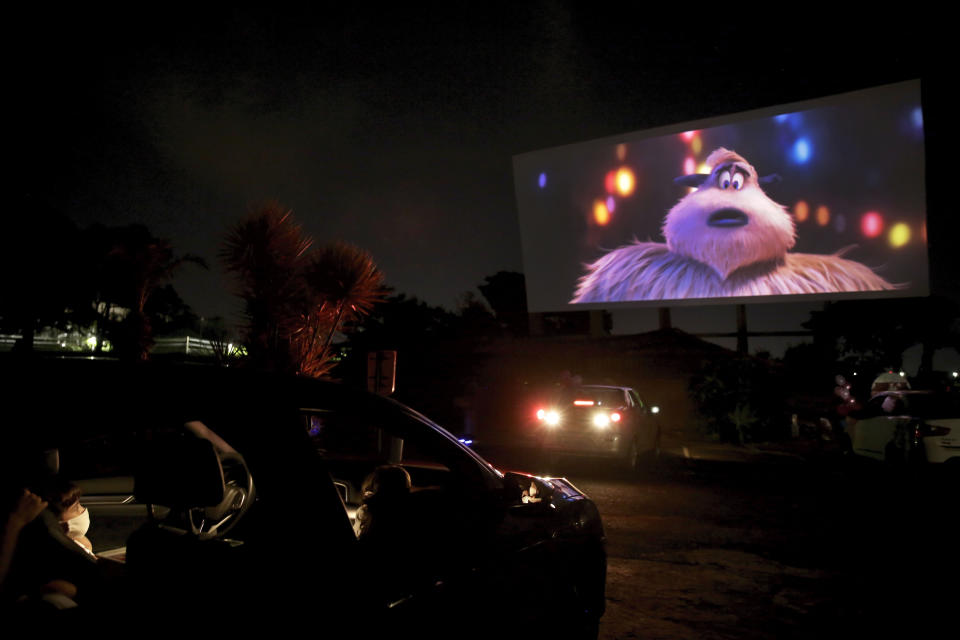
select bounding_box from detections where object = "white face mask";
[64,506,90,538]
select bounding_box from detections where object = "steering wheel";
[143,442,256,540]
[199,450,256,538]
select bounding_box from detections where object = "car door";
[853,395,907,460]
[302,401,491,596]
[382,406,605,634]
[301,395,602,633]
[629,389,653,451]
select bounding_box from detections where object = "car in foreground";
[532,384,661,470]
[847,389,960,464]
[0,357,606,637]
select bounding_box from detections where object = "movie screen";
[514,80,928,311]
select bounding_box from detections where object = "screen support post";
[658,307,672,330]
[736,305,748,355]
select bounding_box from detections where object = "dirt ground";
[535,436,956,640]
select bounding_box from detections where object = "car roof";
[1,355,295,415]
[0,355,499,485]
[874,389,935,397]
[577,384,633,392]
[0,356,365,547]
[873,372,908,382]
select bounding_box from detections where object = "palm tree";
[221,202,312,373]
[295,242,386,377]
[222,203,385,377]
[108,227,207,360]
[0,195,82,352]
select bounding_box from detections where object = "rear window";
[559,388,626,407]
[905,394,960,419]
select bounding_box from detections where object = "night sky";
[10,7,951,353]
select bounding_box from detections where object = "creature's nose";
[707,208,748,228]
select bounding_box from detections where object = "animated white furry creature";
[571,148,897,302]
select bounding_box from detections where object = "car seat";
[125,435,244,613]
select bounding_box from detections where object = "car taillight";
[610,412,621,422]
[914,422,951,438]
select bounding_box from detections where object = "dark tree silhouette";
[478,271,528,336]
[0,196,83,351]
[1,202,202,359]
[96,225,207,361]
[800,297,960,384]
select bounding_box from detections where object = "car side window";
[881,396,906,415]
[304,409,393,506]
[629,390,643,408]
[863,397,887,418]
[305,410,389,461]
[303,408,474,499]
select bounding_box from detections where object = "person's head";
[44,477,90,540]
[361,465,411,504]
[45,477,82,519]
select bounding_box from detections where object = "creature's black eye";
[732,172,744,190]
[718,170,731,189]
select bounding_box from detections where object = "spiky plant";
[294,242,386,377]
[221,202,312,373]
[222,204,385,377]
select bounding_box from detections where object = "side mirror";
[502,472,557,515]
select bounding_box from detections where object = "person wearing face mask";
[1,476,96,613]
[48,480,94,556]
[2,446,137,624]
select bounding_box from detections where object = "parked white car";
[848,390,960,464]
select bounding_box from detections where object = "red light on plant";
[861,212,884,238]
[683,156,696,175]
[680,130,697,142]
